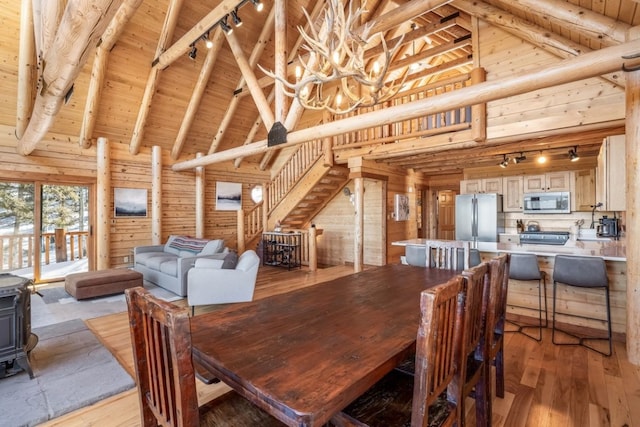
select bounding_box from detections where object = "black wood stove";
[0,274,38,379]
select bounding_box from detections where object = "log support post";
[471,67,486,142]
[195,152,204,238]
[237,210,246,254]
[625,28,640,366]
[96,137,110,269]
[151,146,162,245]
[353,176,364,273]
[308,225,317,272]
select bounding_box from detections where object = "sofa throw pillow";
[168,236,209,254]
[221,251,239,269]
[200,239,225,255]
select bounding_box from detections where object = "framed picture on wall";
[216,181,242,211]
[114,188,147,217]
[394,193,410,221]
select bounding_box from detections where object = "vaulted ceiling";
[7,0,640,176]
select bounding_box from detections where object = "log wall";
[312,179,385,266]
[479,21,625,138]
[0,130,268,270]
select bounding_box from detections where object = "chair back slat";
[426,240,470,270]
[412,275,465,426]
[460,262,490,364]
[487,254,510,351]
[126,287,199,427]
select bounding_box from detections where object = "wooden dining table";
[190,263,458,427]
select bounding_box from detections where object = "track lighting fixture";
[499,154,509,168]
[251,0,264,12]
[220,16,233,35]
[202,31,213,49]
[537,152,547,164]
[568,146,580,162]
[188,44,197,60]
[512,153,526,164]
[231,9,242,27]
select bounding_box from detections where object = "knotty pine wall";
[478,21,625,137]
[0,131,268,270]
[313,179,385,266]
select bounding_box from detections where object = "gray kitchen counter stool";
[506,253,547,341]
[552,255,611,356]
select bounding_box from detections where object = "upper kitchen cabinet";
[523,171,571,192]
[460,177,503,194]
[574,169,596,212]
[502,176,524,212]
[596,135,626,212]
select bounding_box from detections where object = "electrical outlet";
[124,256,129,263]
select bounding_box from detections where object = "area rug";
[0,319,135,427]
[32,282,182,329]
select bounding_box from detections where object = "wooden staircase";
[272,163,350,229]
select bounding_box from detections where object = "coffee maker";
[597,215,619,239]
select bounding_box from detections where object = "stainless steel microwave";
[523,192,570,214]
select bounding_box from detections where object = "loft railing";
[0,231,89,271]
[332,74,474,149]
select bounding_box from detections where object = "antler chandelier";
[263,0,404,114]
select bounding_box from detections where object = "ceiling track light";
[231,9,242,27]
[537,152,547,164]
[569,146,580,162]
[499,154,509,168]
[220,16,233,35]
[202,31,213,49]
[512,153,526,164]
[251,0,264,12]
[188,44,197,60]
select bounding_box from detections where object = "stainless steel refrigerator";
[455,193,504,243]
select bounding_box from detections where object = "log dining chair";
[331,275,467,427]
[426,239,471,270]
[458,262,492,427]
[125,287,285,427]
[484,254,510,416]
[552,255,612,356]
[506,253,547,341]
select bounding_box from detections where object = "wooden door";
[437,190,456,240]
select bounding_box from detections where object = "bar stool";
[552,255,611,356]
[506,253,547,341]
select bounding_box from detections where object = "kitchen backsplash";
[504,211,626,237]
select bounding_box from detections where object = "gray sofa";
[133,235,227,296]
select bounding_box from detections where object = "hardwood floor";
[39,264,640,427]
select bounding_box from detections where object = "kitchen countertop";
[392,238,626,262]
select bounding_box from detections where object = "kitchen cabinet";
[502,176,523,212]
[574,169,596,212]
[460,177,502,194]
[523,171,571,192]
[597,135,626,211]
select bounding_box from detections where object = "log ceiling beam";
[152,0,239,70]
[16,0,123,156]
[505,0,630,46]
[172,26,225,159]
[451,0,624,88]
[206,7,276,156]
[172,39,640,171]
[129,0,183,155]
[79,0,145,149]
[224,30,274,131]
[16,0,35,139]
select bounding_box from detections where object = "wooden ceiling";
[8,0,640,176]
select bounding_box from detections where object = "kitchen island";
[392,238,627,340]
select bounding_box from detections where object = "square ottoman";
[65,269,143,300]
